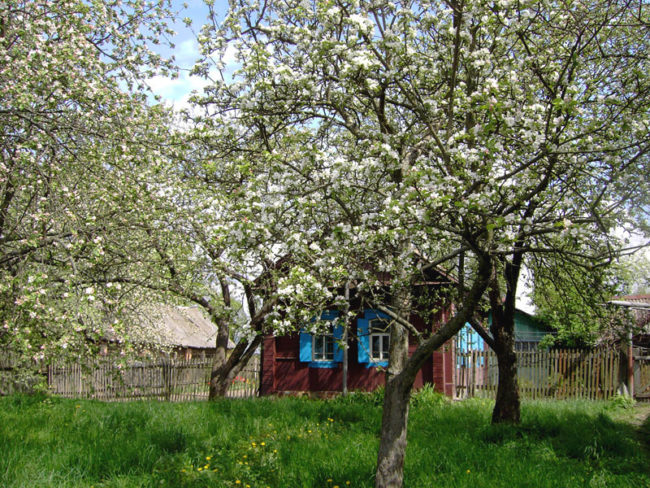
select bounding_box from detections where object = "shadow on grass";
[639,406,650,461]
[1,394,649,488]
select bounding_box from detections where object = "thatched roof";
[151,305,235,350]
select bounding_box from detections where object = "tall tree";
[194,0,649,486]
[0,0,177,362]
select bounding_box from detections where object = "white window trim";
[312,331,335,362]
[369,318,390,361]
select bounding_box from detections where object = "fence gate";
[634,347,650,401]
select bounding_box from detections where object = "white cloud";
[175,38,199,66]
[222,43,238,66]
[147,71,208,104]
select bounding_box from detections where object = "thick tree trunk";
[208,284,274,400]
[209,334,263,399]
[209,368,231,397]
[489,259,521,424]
[374,255,493,488]
[492,345,520,423]
[376,374,412,488]
[376,277,411,488]
[209,317,232,398]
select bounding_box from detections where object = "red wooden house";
[260,271,457,397]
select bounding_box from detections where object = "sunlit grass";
[0,392,648,487]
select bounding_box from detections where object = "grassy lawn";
[1,390,648,488]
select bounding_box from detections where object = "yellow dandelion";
[206,456,212,460]
[204,464,209,469]
[334,486,340,488]
[197,467,203,472]
[346,482,351,486]
[235,481,241,485]
[273,449,278,453]
[327,479,333,483]
[252,442,257,447]
[466,469,471,474]
[243,455,248,459]
[261,442,266,446]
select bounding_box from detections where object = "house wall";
[484,310,552,350]
[260,308,454,396]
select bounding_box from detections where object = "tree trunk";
[376,277,411,488]
[209,369,231,397]
[209,333,264,399]
[374,254,492,488]
[489,260,521,424]
[376,374,412,488]
[492,346,520,423]
[208,284,274,399]
[209,317,232,398]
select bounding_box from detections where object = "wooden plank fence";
[2,356,259,401]
[455,348,621,400]
[634,350,650,400]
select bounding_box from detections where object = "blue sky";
[146,1,229,106]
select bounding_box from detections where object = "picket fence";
[1,356,259,401]
[454,348,620,400]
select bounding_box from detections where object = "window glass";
[313,331,334,361]
[369,318,390,361]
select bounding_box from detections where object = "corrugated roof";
[609,295,650,310]
[614,294,650,303]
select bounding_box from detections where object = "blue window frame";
[299,310,343,368]
[357,309,390,368]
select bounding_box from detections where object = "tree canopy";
[2,1,649,486]
[0,0,178,361]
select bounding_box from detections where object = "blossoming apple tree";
[0,0,178,363]
[195,0,648,486]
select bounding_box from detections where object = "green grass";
[0,391,648,488]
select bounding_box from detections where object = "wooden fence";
[635,350,650,400]
[455,348,621,400]
[2,356,259,401]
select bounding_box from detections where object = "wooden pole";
[628,331,634,398]
[342,280,350,396]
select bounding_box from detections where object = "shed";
[456,309,553,355]
[100,305,235,360]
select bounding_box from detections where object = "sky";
[145,1,229,108]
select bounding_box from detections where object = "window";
[312,329,335,361]
[299,311,343,368]
[369,319,390,361]
[357,309,390,367]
